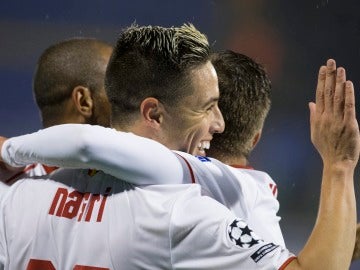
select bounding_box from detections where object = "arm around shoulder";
[1,124,184,185]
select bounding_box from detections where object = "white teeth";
[198,141,210,150]
[203,141,210,150]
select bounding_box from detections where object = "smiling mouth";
[197,141,210,155]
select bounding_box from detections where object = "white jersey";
[174,152,285,247]
[0,168,295,269]
[0,182,7,198]
[2,124,284,246]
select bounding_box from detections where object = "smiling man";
[104,24,224,155]
[0,24,230,269]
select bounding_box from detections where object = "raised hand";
[309,59,360,169]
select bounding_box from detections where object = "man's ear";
[72,86,93,118]
[140,97,163,125]
[252,130,262,149]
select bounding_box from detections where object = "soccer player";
[205,50,271,165]
[0,38,113,185]
[206,50,282,242]
[1,23,359,269]
[1,44,285,245]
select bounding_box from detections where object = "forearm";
[1,124,183,185]
[289,164,356,269]
[1,125,89,168]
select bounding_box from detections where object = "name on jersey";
[48,187,108,222]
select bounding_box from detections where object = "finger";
[333,67,346,118]
[309,102,316,121]
[309,102,316,138]
[343,81,356,122]
[315,65,327,114]
[324,59,337,113]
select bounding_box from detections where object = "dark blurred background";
[1,0,360,268]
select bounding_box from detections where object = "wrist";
[323,159,356,170]
[322,162,355,182]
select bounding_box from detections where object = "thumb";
[309,102,316,137]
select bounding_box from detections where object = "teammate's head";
[33,38,113,128]
[106,24,224,154]
[205,50,271,163]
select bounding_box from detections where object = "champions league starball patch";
[227,218,262,248]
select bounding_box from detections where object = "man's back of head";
[33,38,113,128]
[206,50,271,165]
[0,38,113,184]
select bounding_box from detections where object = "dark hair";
[207,50,271,158]
[105,23,211,126]
[33,38,112,118]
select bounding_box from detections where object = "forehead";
[186,61,219,105]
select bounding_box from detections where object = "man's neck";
[210,153,248,167]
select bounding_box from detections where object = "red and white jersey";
[2,124,284,247]
[0,168,295,269]
[0,162,57,201]
[1,163,57,186]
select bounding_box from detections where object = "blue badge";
[196,156,211,162]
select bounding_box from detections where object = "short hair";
[105,23,211,126]
[33,38,112,118]
[207,50,271,158]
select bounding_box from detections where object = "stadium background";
[1,1,360,268]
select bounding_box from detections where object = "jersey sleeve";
[1,124,183,185]
[224,167,286,248]
[172,153,286,249]
[170,189,296,270]
[248,170,285,247]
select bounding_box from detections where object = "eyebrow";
[202,97,219,108]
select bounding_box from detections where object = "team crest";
[87,169,99,177]
[228,218,262,248]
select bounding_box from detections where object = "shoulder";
[240,168,276,184]
[170,188,236,243]
[169,191,295,269]
[237,168,278,197]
